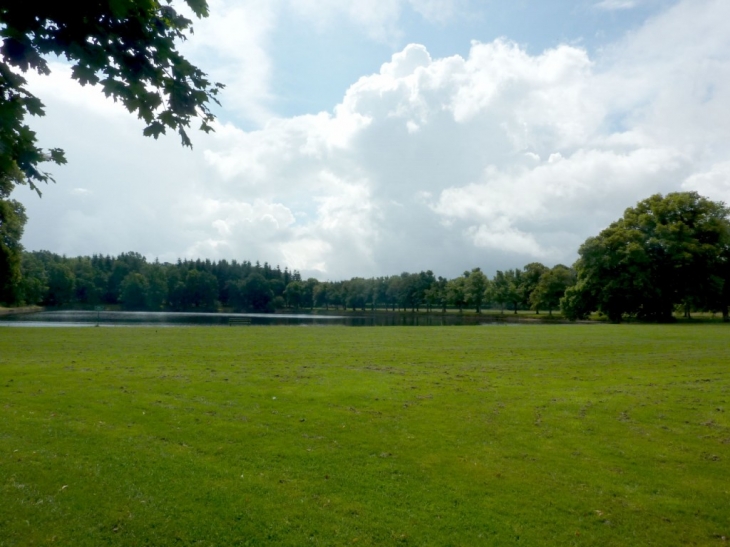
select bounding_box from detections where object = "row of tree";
[2,192,729,322]
[6,249,576,315]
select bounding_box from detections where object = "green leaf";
[143,121,166,139]
[108,0,132,18]
[71,64,100,86]
[184,0,210,18]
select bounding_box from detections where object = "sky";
[14,0,730,280]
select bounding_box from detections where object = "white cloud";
[180,0,278,125]
[682,162,730,204]
[180,198,297,259]
[466,221,546,257]
[431,147,686,258]
[25,62,130,121]
[196,0,730,275]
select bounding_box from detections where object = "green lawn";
[1,325,729,546]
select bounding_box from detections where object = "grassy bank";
[1,325,729,545]
[0,306,43,316]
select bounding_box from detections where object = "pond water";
[0,310,531,327]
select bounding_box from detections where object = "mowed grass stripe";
[0,325,728,546]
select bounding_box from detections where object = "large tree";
[490,269,522,313]
[284,280,304,310]
[520,262,548,312]
[464,267,489,313]
[119,271,149,310]
[529,264,575,316]
[0,175,26,304]
[562,192,730,322]
[241,273,273,312]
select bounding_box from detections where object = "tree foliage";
[530,264,575,315]
[464,268,489,313]
[562,192,730,322]
[446,276,466,312]
[490,269,522,313]
[120,272,149,310]
[0,175,26,303]
[521,262,549,312]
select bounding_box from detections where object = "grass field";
[1,325,729,546]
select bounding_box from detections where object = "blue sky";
[17,0,730,279]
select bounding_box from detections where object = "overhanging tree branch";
[0,0,223,194]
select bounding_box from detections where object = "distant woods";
[2,192,730,322]
[5,252,574,317]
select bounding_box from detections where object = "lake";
[0,310,535,327]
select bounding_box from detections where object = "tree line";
[4,250,575,316]
[2,192,729,321]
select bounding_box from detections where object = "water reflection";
[0,310,531,327]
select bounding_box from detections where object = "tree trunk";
[608,310,622,323]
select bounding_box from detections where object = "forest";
[7,249,574,316]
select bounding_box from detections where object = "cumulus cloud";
[200,0,730,276]
[175,0,465,125]
[178,0,278,125]
[18,0,730,280]
[682,162,730,204]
